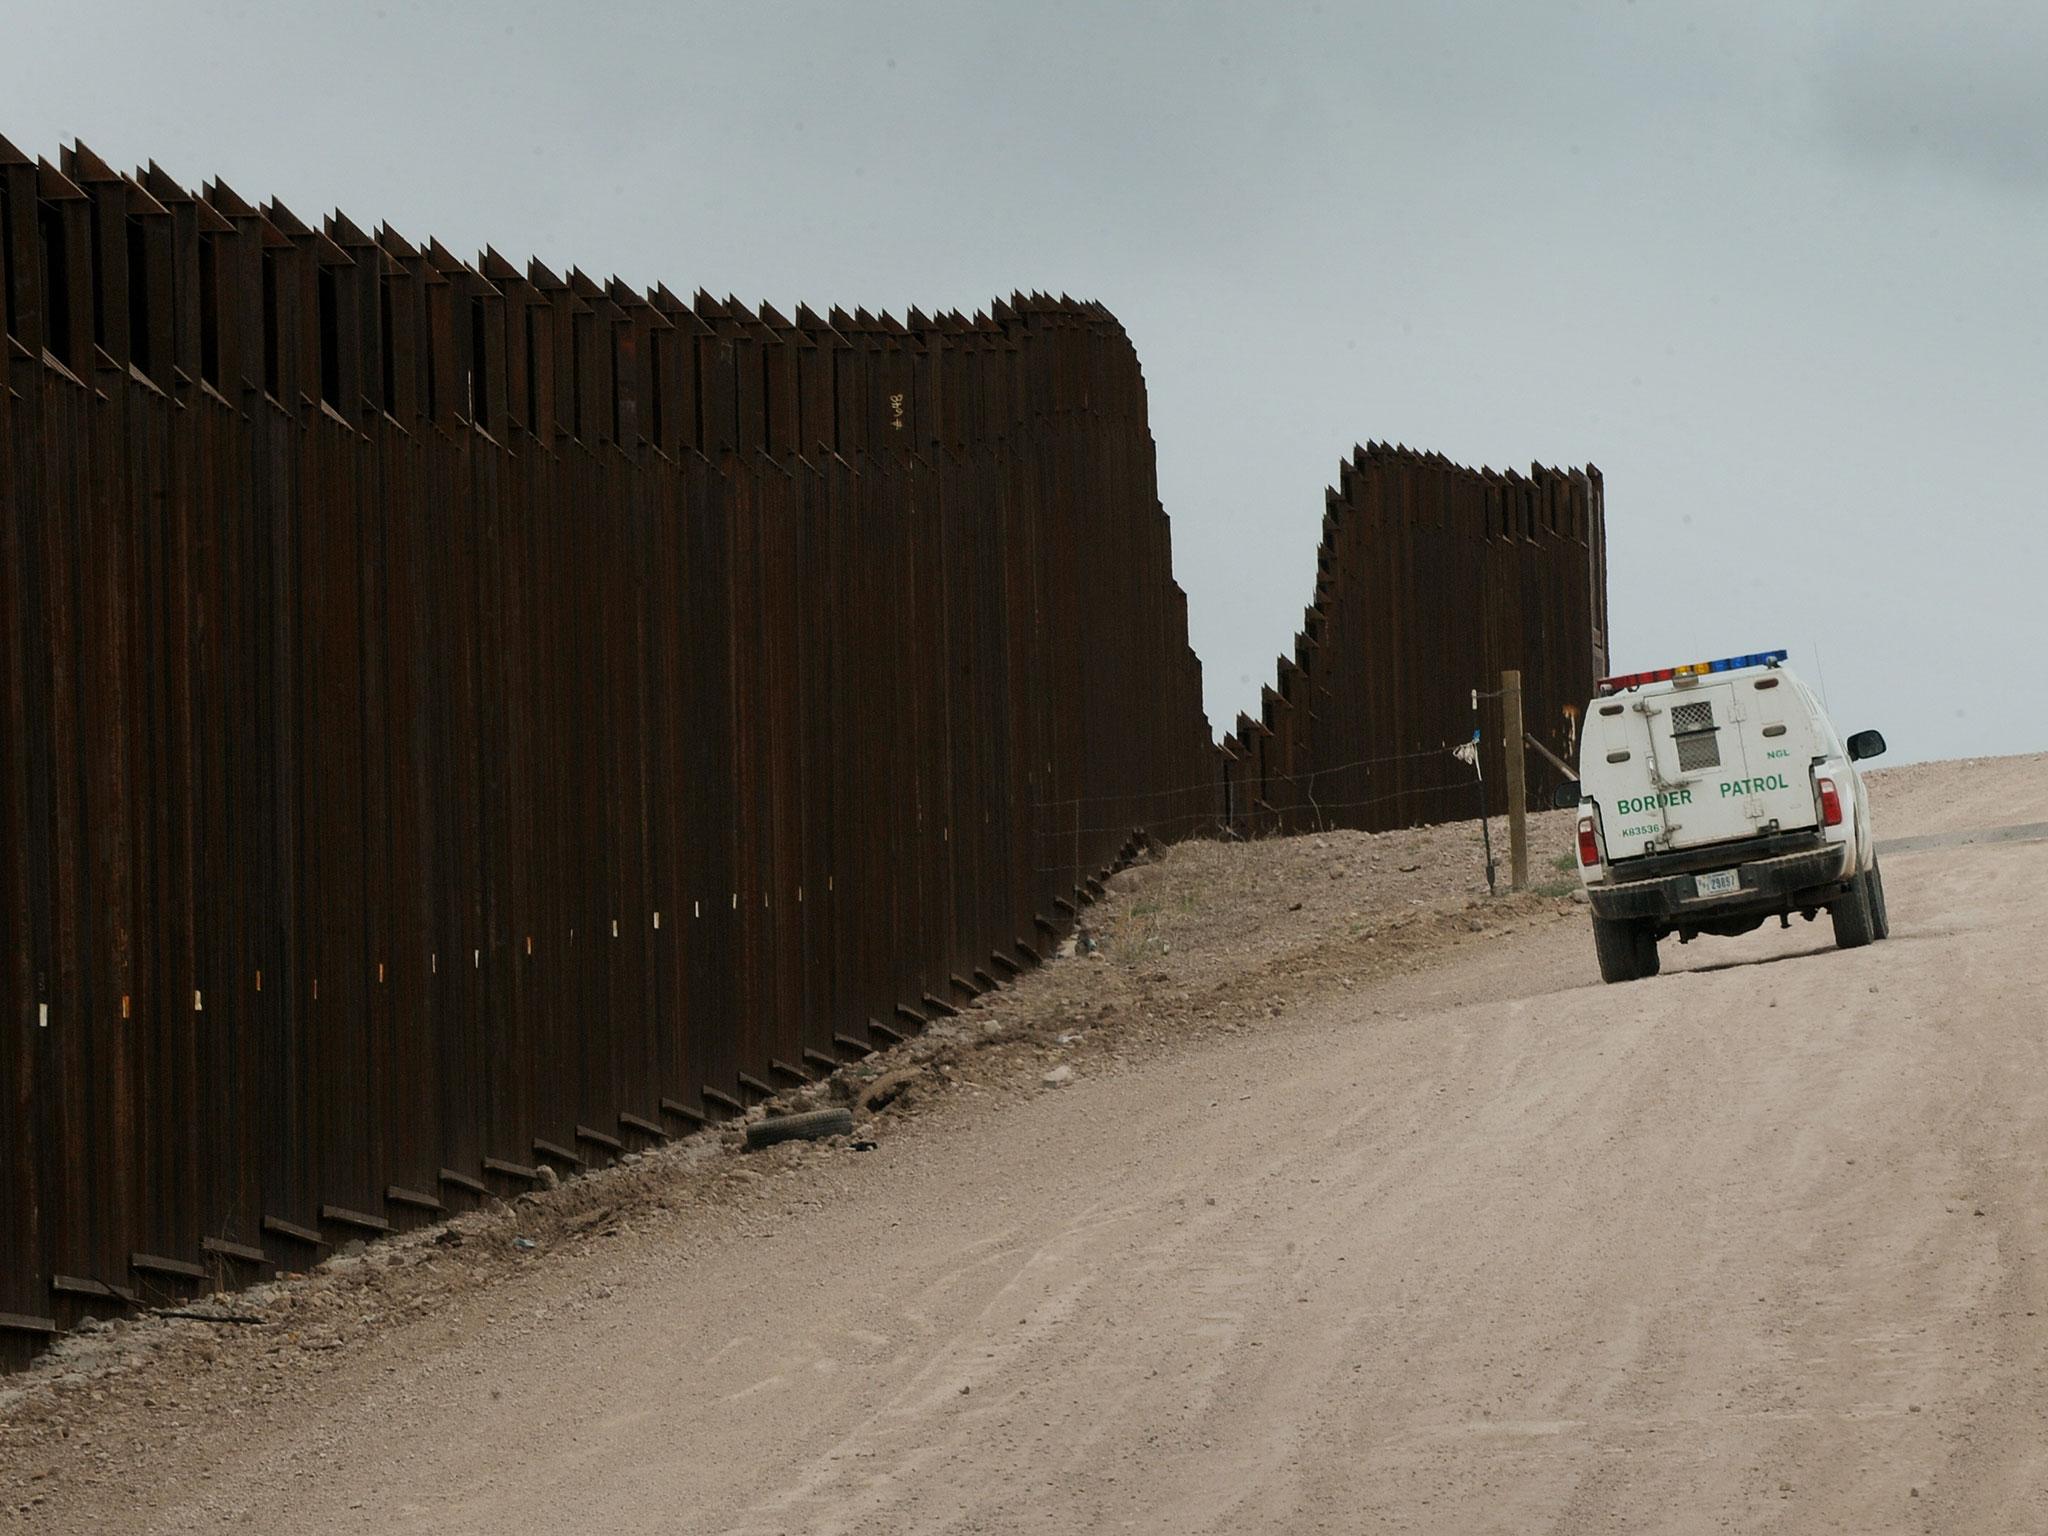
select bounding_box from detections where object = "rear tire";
[1868,859,1891,941]
[1831,868,1877,950]
[1593,915,1660,983]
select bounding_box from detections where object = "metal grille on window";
[1672,700,1721,771]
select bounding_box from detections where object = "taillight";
[1578,816,1601,866]
[1817,776,1843,827]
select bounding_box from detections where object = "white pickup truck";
[1563,649,1890,983]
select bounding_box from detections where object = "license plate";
[1694,868,1740,897]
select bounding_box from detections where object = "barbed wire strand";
[1028,741,1479,814]
[1029,776,1484,873]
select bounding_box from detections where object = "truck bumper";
[1588,844,1851,925]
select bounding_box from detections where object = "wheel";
[1593,915,1659,983]
[1831,868,1877,949]
[1868,859,1891,941]
[744,1106,855,1150]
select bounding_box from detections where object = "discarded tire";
[745,1108,855,1150]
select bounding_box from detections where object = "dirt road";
[6,754,2047,1533]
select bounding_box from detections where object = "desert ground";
[3,753,2045,1535]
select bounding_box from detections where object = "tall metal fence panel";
[1221,442,1607,836]
[0,140,1611,1369]
[0,140,1217,1364]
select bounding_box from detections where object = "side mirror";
[1551,780,1582,810]
[1846,729,1886,762]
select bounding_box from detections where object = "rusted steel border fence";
[1221,442,1607,836]
[0,140,1217,1364]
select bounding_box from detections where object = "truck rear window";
[1671,700,1722,771]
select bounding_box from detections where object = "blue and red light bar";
[1597,649,1787,694]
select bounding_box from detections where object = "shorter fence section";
[1222,442,1607,836]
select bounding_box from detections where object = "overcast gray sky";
[8,0,2043,764]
